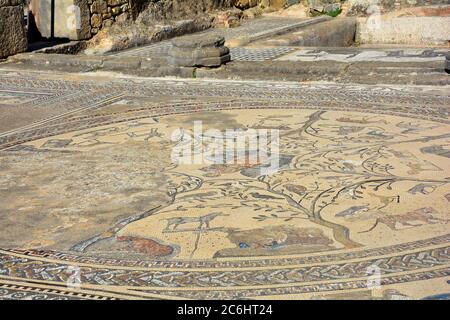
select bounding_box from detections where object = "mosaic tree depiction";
[246,111,450,248]
[0,70,449,299]
[69,108,450,252]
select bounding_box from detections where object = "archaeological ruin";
[0,0,449,303]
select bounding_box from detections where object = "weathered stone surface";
[324,3,341,13]
[0,2,27,58]
[168,53,231,67]
[235,0,258,10]
[115,12,128,22]
[91,13,103,28]
[345,0,450,16]
[242,6,263,19]
[169,46,230,59]
[168,34,231,67]
[214,8,243,28]
[107,0,128,5]
[171,34,226,48]
[357,17,450,46]
[135,0,234,21]
[254,17,356,47]
[85,18,212,54]
[0,1,25,5]
[91,0,107,14]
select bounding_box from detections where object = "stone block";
[91,0,107,14]
[103,57,142,69]
[357,17,450,46]
[171,34,226,49]
[168,54,231,68]
[168,34,231,67]
[0,2,28,58]
[169,46,230,59]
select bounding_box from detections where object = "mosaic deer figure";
[164,212,227,231]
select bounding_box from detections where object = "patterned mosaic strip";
[138,268,450,299]
[5,233,450,269]
[1,247,449,288]
[112,43,295,61]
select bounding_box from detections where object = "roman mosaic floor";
[0,68,449,300]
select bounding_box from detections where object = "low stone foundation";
[235,0,450,15]
[357,16,450,46]
[0,0,28,58]
[255,17,356,47]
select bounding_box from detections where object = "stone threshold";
[225,16,331,47]
[5,51,449,86]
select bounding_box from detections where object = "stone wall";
[0,0,28,58]
[29,0,236,42]
[88,0,132,35]
[357,16,450,45]
[88,0,234,35]
[134,0,234,21]
[303,0,450,15]
[232,0,450,15]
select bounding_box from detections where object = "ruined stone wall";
[27,0,235,41]
[88,0,134,35]
[303,0,450,15]
[0,0,28,58]
[88,0,235,34]
[132,0,234,22]
[233,0,450,15]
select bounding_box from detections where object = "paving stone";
[103,56,142,69]
[171,34,226,49]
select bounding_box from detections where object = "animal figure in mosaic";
[396,122,439,134]
[214,226,334,257]
[200,163,260,177]
[164,212,226,231]
[367,192,399,209]
[116,236,175,258]
[404,160,442,175]
[359,207,447,233]
[408,183,439,195]
[336,116,388,125]
[335,205,370,218]
[284,183,307,196]
[420,145,450,159]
